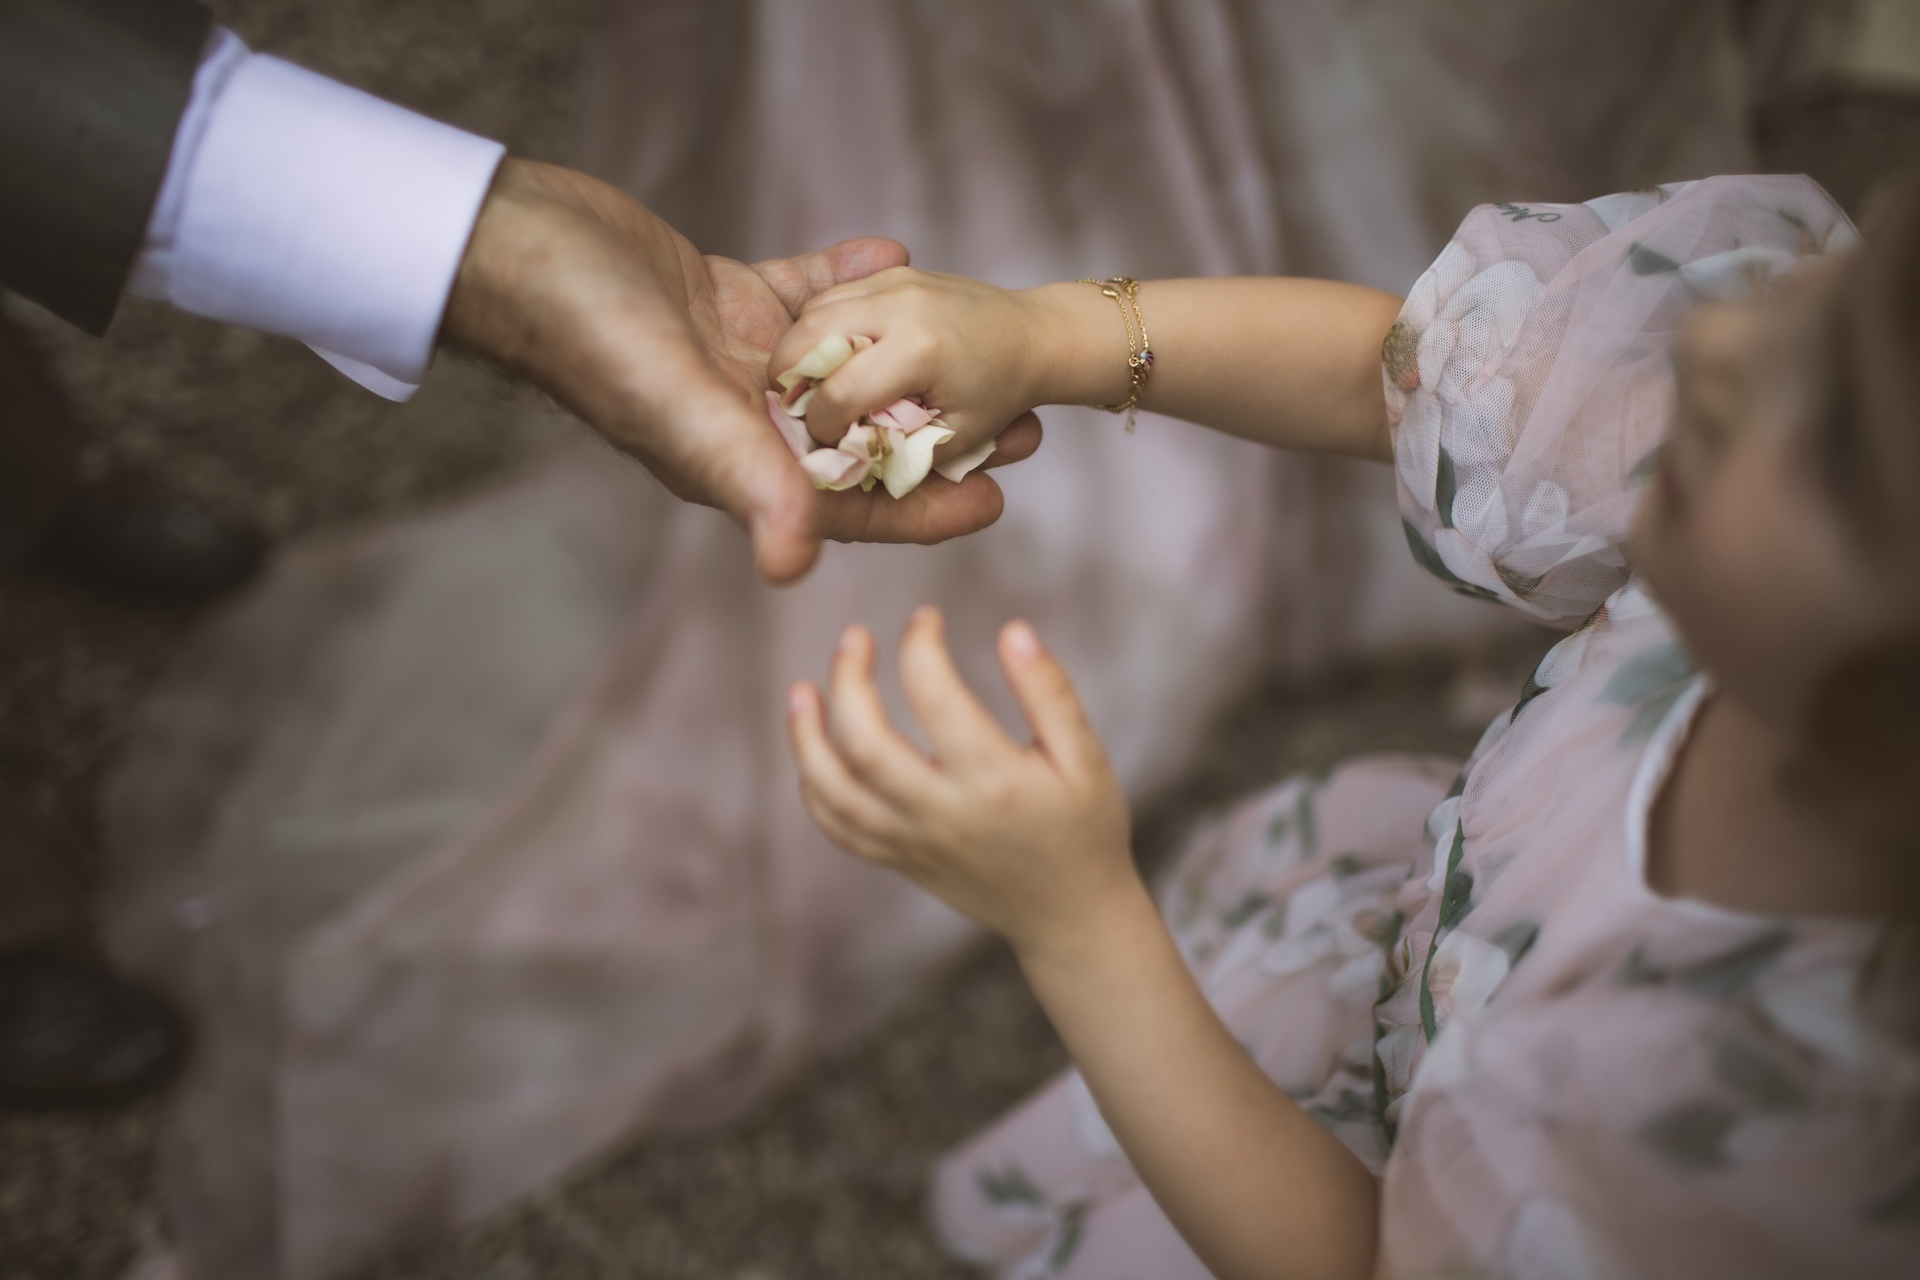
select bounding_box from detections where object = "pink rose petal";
[764,391,814,459]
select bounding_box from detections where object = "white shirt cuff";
[130,30,505,402]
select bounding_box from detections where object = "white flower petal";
[935,439,997,483]
[1433,527,1505,596]
[1261,931,1335,977]
[802,447,869,491]
[1327,952,1385,1001]
[1519,481,1573,541]
[1533,629,1593,689]
[1758,966,1872,1069]
[1442,260,1543,350]
[1680,246,1800,302]
[785,383,820,417]
[880,424,953,499]
[1282,877,1342,936]
[1376,1024,1424,1096]
[1426,240,1477,314]
[1447,375,1519,467]
[1505,1196,1631,1280]
[840,423,885,466]
[1397,396,1445,512]
[764,391,814,459]
[1448,463,1509,547]
[1411,1019,1472,1095]
[1429,930,1511,1021]
[1424,795,1463,847]
[868,398,939,433]
[775,331,856,392]
[1414,319,1458,407]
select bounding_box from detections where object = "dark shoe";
[28,477,264,606]
[0,949,185,1110]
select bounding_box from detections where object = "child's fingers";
[789,264,915,314]
[801,320,937,447]
[997,620,1109,779]
[899,607,1018,769]
[826,626,945,804]
[787,681,907,859]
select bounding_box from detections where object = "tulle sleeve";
[1384,175,1856,626]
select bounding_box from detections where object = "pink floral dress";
[932,176,1920,1279]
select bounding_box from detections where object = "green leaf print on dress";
[1617,927,1790,999]
[1628,242,1682,274]
[1599,638,1695,744]
[1403,520,1499,601]
[1637,1037,1812,1171]
[978,1163,1046,1209]
[1639,1098,1741,1168]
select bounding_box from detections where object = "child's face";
[1632,266,1902,732]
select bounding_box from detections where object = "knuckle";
[973,772,1019,812]
[840,736,889,778]
[904,328,940,363]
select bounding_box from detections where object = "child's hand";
[767,268,1065,458]
[786,606,1140,961]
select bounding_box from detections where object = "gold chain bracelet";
[1078,276,1153,431]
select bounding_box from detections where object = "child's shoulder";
[1389,177,1857,629]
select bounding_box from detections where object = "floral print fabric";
[1388,176,1855,626]
[933,176,1917,1279]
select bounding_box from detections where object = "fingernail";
[1004,620,1039,656]
[788,684,810,715]
[912,604,938,627]
[838,626,859,653]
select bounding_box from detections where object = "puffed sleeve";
[1385,175,1855,627]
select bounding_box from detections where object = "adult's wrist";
[442,159,536,369]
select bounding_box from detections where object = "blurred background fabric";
[4,2,1918,1279]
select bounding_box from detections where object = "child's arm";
[786,609,1382,1280]
[768,270,1402,464]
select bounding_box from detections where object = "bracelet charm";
[1079,276,1153,431]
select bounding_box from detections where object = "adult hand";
[443,158,1041,583]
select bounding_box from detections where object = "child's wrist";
[1020,282,1137,412]
[1011,872,1161,992]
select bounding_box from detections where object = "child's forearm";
[1026,278,1402,463]
[1017,881,1381,1280]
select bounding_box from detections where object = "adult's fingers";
[749,238,911,318]
[825,626,946,804]
[627,351,825,583]
[787,681,905,859]
[898,607,1017,769]
[816,470,1007,545]
[979,411,1043,469]
[997,620,1109,779]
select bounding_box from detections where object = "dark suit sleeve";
[0,0,213,335]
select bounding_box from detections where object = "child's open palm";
[785,607,1137,958]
